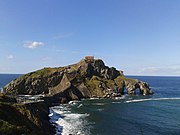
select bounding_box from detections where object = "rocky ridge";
[3,58,153,103]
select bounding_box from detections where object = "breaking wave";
[49,105,91,135]
[125,97,180,103]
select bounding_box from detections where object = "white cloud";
[24,41,44,49]
[7,54,14,59]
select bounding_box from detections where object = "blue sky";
[1,0,180,76]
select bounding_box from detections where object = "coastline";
[49,108,63,135]
[2,75,180,135]
[0,58,154,134]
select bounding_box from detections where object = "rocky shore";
[1,57,153,134]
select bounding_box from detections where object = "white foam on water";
[49,106,90,135]
[114,95,126,100]
[92,103,106,106]
[89,97,99,100]
[56,113,90,135]
[77,104,83,108]
[125,97,180,103]
[97,108,104,112]
[68,100,80,105]
[112,101,122,104]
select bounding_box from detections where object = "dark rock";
[0,94,54,135]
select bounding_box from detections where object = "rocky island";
[3,57,153,102]
[1,57,153,134]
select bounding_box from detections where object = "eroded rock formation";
[3,58,153,103]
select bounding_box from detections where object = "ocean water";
[1,75,180,135]
[0,74,22,92]
[50,76,180,135]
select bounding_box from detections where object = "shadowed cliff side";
[0,94,54,135]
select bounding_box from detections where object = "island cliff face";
[3,58,153,103]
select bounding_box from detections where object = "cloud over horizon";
[24,41,44,49]
[138,65,180,76]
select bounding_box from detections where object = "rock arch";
[122,79,153,95]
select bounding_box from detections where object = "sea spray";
[49,103,91,135]
[125,97,180,103]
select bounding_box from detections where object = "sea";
[1,74,180,135]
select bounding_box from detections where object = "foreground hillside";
[3,58,153,103]
[0,94,54,135]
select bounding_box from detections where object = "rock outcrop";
[3,58,153,103]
